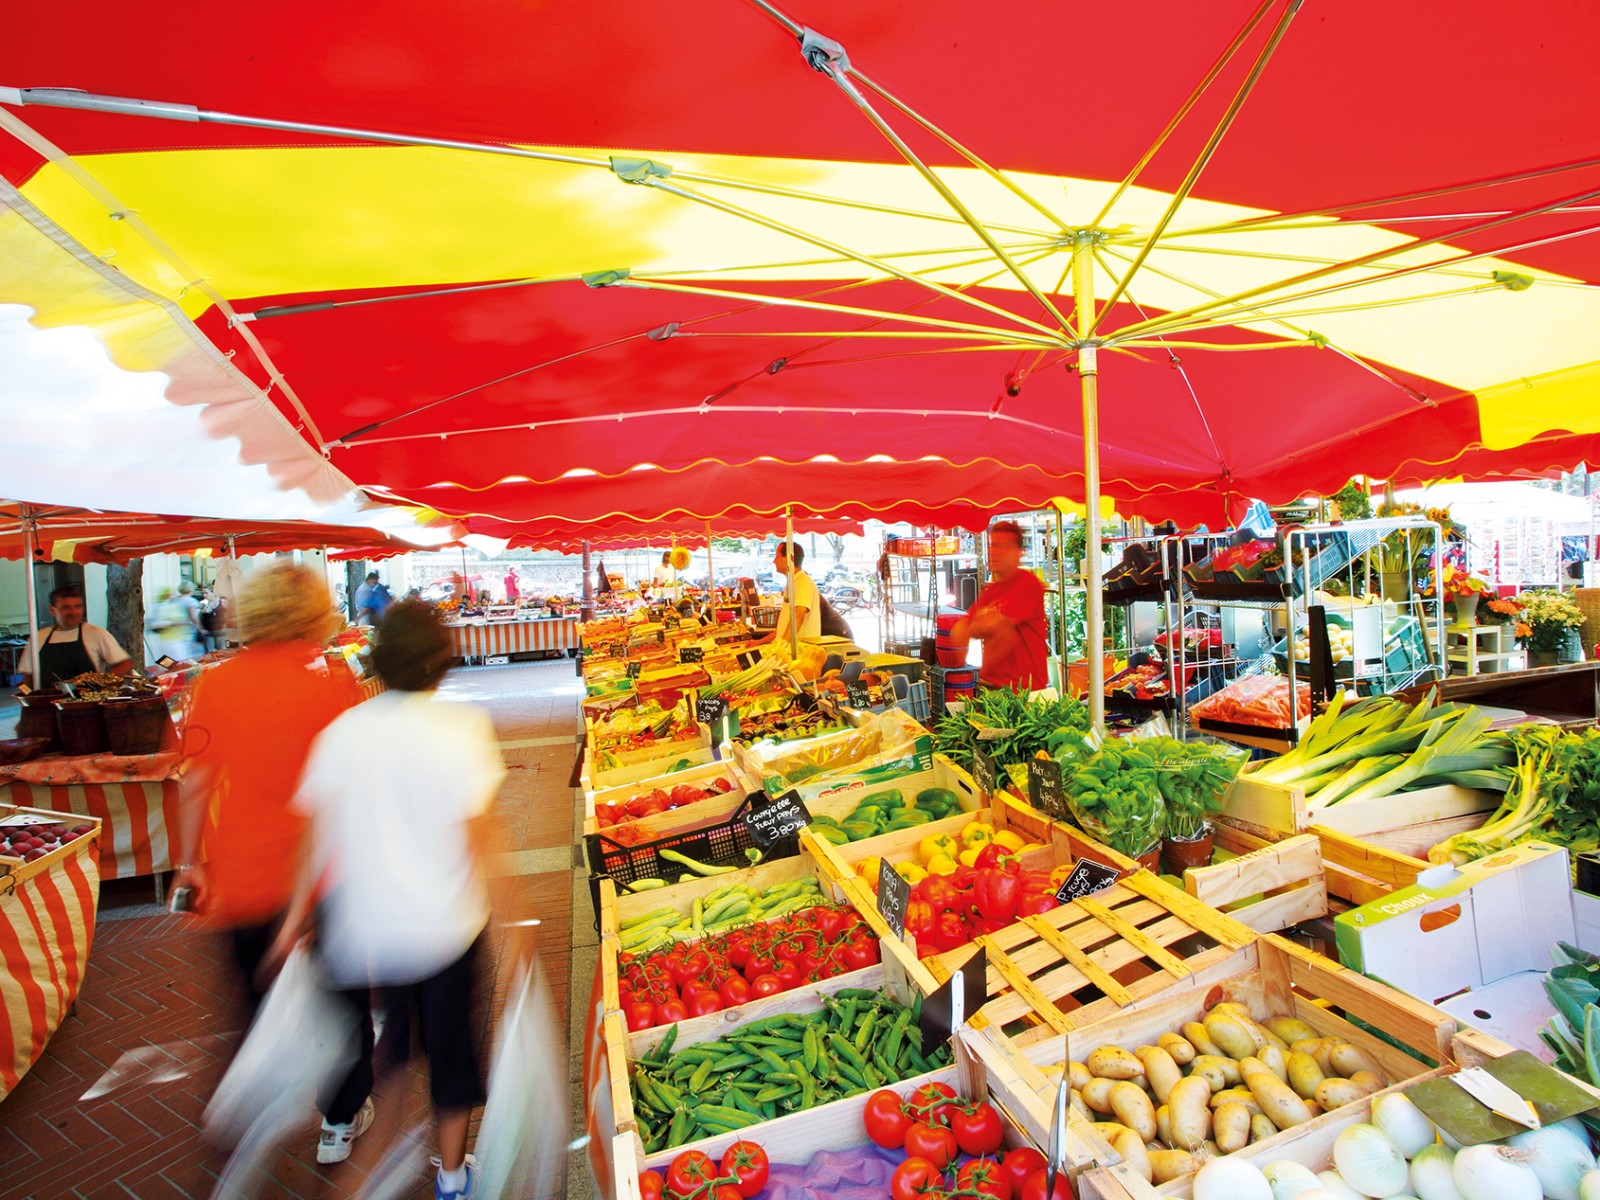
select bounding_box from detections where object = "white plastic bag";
[474,957,568,1200]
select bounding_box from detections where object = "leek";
[1429,726,1562,864]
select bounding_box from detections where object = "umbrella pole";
[786,505,799,659]
[1074,241,1106,733]
[580,540,594,620]
[21,505,42,689]
[705,520,713,617]
[1054,508,1068,692]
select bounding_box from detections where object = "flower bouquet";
[1518,589,1585,660]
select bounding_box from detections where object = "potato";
[1071,1088,1093,1121]
[1328,1042,1386,1083]
[1182,1021,1225,1058]
[1157,1032,1196,1065]
[1213,1102,1251,1154]
[1292,1037,1339,1076]
[1236,1056,1269,1081]
[1155,1104,1173,1147]
[1348,1070,1385,1097]
[1087,1045,1145,1081]
[1313,1077,1366,1110]
[1213,1003,1272,1052]
[1112,1127,1153,1184]
[1083,1077,1117,1114]
[1069,1060,1092,1091]
[1262,1027,1290,1054]
[1167,1076,1212,1151]
[1265,1016,1320,1046]
[1110,1080,1158,1142]
[1250,1113,1278,1143]
[1256,1044,1288,1082]
[1203,1011,1259,1060]
[1093,1121,1132,1143]
[1149,1150,1197,1185]
[1304,1099,1322,1118]
[1286,1050,1326,1099]
[1207,1087,1262,1116]
[1245,1067,1313,1130]
[1189,1054,1241,1091]
[1134,1045,1182,1105]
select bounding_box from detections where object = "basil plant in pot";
[1149,737,1250,874]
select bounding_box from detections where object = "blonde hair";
[237,562,341,646]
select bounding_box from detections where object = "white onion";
[1451,1143,1541,1200]
[1193,1156,1273,1200]
[1506,1118,1597,1200]
[1372,1094,1437,1159]
[1578,1166,1600,1200]
[1319,1170,1370,1200]
[1334,1124,1411,1197]
[1299,1193,1356,1200]
[1265,1161,1325,1200]
[1408,1144,1463,1200]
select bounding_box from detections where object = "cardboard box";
[1334,841,1574,1052]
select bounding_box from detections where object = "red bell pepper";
[1017,892,1058,917]
[917,875,958,913]
[974,843,1006,870]
[975,867,1021,923]
[927,910,970,953]
[904,899,936,941]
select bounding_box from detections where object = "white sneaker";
[317,1097,376,1165]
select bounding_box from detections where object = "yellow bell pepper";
[992,830,1026,852]
[918,833,958,866]
[959,820,996,848]
[856,855,884,882]
[958,845,986,868]
[895,861,928,884]
[925,852,960,876]
[1047,864,1074,888]
[1020,842,1047,854]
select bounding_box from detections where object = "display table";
[1444,622,1524,677]
[0,814,101,1100]
[0,750,182,880]
[447,616,580,662]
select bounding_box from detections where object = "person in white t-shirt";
[269,600,505,1200]
[17,585,133,688]
[753,540,821,646]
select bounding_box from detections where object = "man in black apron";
[17,585,133,688]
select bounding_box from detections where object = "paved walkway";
[0,659,597,1200]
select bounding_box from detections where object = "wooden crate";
[583,735,717,793]
[927,872,1257,1048]
[583,760,753,826]
[987,933,1458,1190]
[1212,818,1433,908]
[1075,1028,1560,1200]
[1222,772,1500,838]
[1182,831,1328,934]
[733,707,928,794]
[0,806,102,890]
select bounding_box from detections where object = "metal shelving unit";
[879,534,978,658]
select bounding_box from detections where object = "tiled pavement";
[0,658,597,1200]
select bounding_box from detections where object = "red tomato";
[890,1157,948,1200]
[717,975,752,1008]
[626,1001,657,1032]
[999,1148,1048,1199]
[908,1082,960,1128]
[743,951,777,982]
[653,998,689,1026]
[863,1088,913,1149]
[712,1186,743,1200]
[1019,1169,1073,1200]
[950,1101,1005,1156]
[719,1140,769,1199]
[840,935,878,972]
[773,960,802,989]
[956,1158,1012,1200]
[639,1170,665,1200]
[903,1122,958,1170]
[685,990,724,1018]
[666,1149,718,1199]
[748,973,783,998]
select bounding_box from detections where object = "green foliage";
[1329,479,1372,521]
[1061,738,1166,857]
[931,687,1090,769]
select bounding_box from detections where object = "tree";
[823,533,846,564]
[710,537,748,553]
[344,560,366,620]
[106,559,146,671]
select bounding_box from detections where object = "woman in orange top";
[174,562,377,1166]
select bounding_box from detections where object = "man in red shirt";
[952,521,1049,691]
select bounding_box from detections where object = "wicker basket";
[1577,588,1600,657]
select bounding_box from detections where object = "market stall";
[0,808,101,1100]
[446,614,582,661]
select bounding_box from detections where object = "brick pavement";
[0,658,591,1200]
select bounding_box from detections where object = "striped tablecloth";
[2,779,179,880]
[0,845,99,1099]
[448,618,580,659]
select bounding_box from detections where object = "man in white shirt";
[755,541,821,646]
[17,585,133,688]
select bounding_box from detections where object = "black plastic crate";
[584,794,799,886]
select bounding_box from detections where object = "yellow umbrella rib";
[1147,240,1500,283]
[1095,242,1318,345]
[1089,0,1305,337]
[1146,284,1500,339]
[642,175,1067,341]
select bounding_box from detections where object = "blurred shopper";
[354,571,394,627]
[151,582,204,661]
[16,584,132,687]
[951,520,1048,691]
[503,568,521,603]
[271,599,505,1200]
[174,562,376,1165]
[754,540,820,646]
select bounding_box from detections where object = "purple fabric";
[764,1146,905,1200]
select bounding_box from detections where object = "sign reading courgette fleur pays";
[741,789,811,849]
[1028,757,1068,820]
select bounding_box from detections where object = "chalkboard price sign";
[742,789,812,848]
[877,858,910,939]
[972,746,998,798]
[696,694,728,723]
[679,646,704,663]
[605,642,627,659]
[663,611,680,629]
[737,651,762,671]
[1053,859,1120,905]
[1028,757,1068,820]
[625,661,642,679]
[845,681,874,710]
